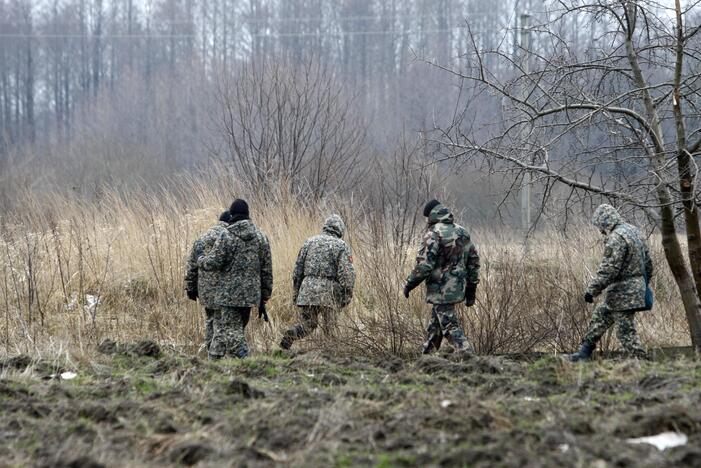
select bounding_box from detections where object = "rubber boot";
[569,343,595,362]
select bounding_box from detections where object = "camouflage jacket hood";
[427,205,454,226]
[587,204,654,312]
[406,204,480,305]
[322,214,346,238]
[228,219,257,241]
[592,204,622,234]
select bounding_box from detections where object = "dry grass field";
[0,172,690,360]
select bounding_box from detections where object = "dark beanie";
[423,199,441,217]
[219,211,233,223]
[229,199,250,217]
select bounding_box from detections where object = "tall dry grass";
[0,169,690,359]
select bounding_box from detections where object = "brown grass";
[0,171,690,359]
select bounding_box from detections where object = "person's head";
[229,199,250,223]
[423,199,441,217]
[323,214,346,238]
[592,204,622,235]
[219,211,233,223]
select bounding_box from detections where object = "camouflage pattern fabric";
[209,307,250,359]
[405,204,480,305]
[423,304,474,353]
[293,215,355,308]
[587,204,654,312]
[204,308,216,353]
[184,221,231,308]
[282,306,335,344]
[582,304,646,358]
[197,220,273,308]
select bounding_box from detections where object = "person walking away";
[570,204,653,362]
[280,214,355,350]
[403,200,480,355]
[197,199,273,359]
[184,211,233,354]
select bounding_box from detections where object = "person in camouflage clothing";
[280,214,355,350]
[404,200,480,354]
[185,211,233,354]
[570,204,653,362]
[196,199,273,359]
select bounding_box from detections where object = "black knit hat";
[229,199,250,217]
[219,211,233,223]
[423,199,441,217]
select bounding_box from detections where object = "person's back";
[200,219,273,308]
[281,214,354,349]
[411,204,479,305]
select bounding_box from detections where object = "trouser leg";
[283,306,321,343]
[582,304,615,347]
[204,308,216,353]
[208,309,225,360]
[422,308,444,354]
[614,311,646,358]
[319,307,337,337]
[433,304,473,352]
[210,307,250,359]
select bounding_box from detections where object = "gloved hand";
[465,284,477,307]
[584,292,594,303]
[186,289,198,301]
[259,300,269,322]
[403,284,412,299]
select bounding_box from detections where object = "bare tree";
[215,57,367,199]
[432,0,701,351]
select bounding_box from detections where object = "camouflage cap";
[592,204,622,233]
[323,214,346,238]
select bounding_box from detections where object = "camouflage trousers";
[209,307,251,360]
[582,304,646,358]
[423,304,474,354]
[283,306,336,343]
[204,308,216,353]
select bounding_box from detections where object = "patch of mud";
[226,379,265,399]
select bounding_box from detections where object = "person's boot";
[280,334,293,350]
[569,342,595,362]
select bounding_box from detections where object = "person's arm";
[587,234,627,297]
[259,233,273,302]
[336,244,355,307]
[405,229,440,291]
[465,240,480,286]
[197,231,234,271]
[292,241,309,302]
[184,239,201,298]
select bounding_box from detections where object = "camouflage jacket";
[293,215,355,308]
[184,221,232,308]
[587,204,653,312]
[406,205,480,305]
[197,220,273,308]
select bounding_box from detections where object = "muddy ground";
[0,342,700,467]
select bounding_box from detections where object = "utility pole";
[519,13,532,242]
